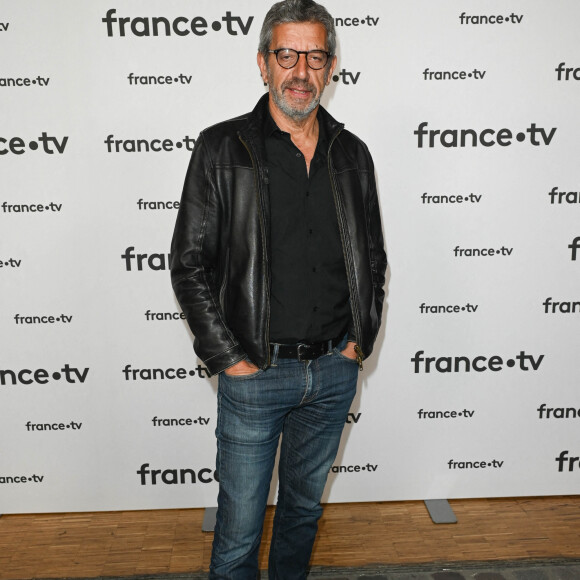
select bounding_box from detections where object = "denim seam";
[269,416,289,578]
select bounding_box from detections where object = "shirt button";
[312,267,317,273]
[309,229,313,235]
[313,306,319,312]
[296,153,301,157]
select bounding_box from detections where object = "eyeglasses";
[267,48,331,70]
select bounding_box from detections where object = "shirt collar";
[264,108,280,138]
[264,106,328,147]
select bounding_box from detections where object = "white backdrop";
[1,0,579,514]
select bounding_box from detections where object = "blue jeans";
[209,337,359,579]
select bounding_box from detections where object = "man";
[170,0,386,577]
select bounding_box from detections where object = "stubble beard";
[266,64,330,121]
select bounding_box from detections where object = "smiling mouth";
[285,86,312,98]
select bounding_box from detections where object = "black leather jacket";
[171,94,387,376]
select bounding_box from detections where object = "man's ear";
[326,55,337,86]
[257,52,268,85]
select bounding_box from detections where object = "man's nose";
[293,53,310,78]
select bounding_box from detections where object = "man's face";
[258,22,337,122]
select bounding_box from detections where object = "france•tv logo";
[569,237,580,261]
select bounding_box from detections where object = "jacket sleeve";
[347,143,387,349]
[170,133,247,376]
[365,146,387,325]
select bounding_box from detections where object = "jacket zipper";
[327,129,364,368]
[238,133,271,368]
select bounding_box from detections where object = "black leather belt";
[270,336,342,361]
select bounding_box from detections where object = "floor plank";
[0,496,579,579]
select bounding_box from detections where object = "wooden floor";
[1,496,579,579]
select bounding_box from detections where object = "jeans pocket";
[333,346,359,364]
[222,368,264,381]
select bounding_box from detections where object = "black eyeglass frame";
[267,48,332,70]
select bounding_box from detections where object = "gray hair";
[258,0,336,58]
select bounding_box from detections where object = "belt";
[270,336,342,361]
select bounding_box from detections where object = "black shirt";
[265,111,351,344]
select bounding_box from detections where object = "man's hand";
[224,359,260,376]
[340,341,358,360]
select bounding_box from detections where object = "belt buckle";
[297,343,308,361]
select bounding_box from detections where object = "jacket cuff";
[201,344,248,377]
